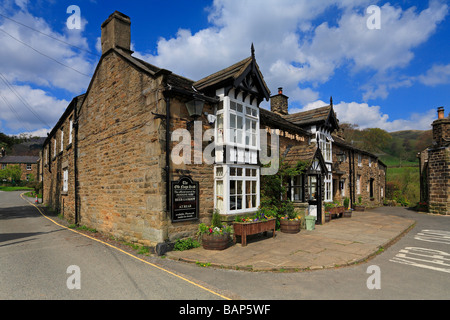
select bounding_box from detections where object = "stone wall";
[427,147,450,214]
[76,51,168,246]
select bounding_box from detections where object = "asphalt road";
[0,191,228,300]
[1,190,449,301]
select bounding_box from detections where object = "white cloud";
[0,84,69,134]
[418,63,450,86]
[292,100,435,132]
[0,2,95,135]
[134,0,448,106]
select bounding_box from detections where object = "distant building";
[0,155,39,182]
[418,107,450,214]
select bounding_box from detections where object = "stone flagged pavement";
[166,209,416,271]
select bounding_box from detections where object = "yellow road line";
[20,193,231,300]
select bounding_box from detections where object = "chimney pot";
[278,87,283,95]
[438,106,445,119]
[101,11,132,55]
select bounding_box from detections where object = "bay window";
[214,90,260,214]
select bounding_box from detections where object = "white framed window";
[317,132,332,162]
[53,138,56,157]
[26,164,32,171]
[215,93,259,165]
[63,168,68,192]
[60,128,64,152]
[357,174,361,194]
[69,119,73,145]
[290,175,304,202]
[369,157,372,167]
[358,154,362,167]
[214,164,259,215]
[340,178,346,197]
[324,173,332,202]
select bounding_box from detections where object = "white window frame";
[357,174,361,194]
[317,132,332,163]
[26,163,32,171]
[324,173,332,202]
[63,168,69,192]
[69,119,73,145]
[214,164,260,215]
[53,138,56,157]
[60,128,64,152]
[358,154,362,167]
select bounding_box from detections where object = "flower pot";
[201,233,230,250]
[354,205,365,212]
[325,214,331,222]
[280,219,301,234]
[343,210,352,218]
[233,218,276,246]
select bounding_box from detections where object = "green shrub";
[173,238,200,251]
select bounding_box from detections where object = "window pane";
[236,196,242,210]
[237,180,242,194]
[237,103,243,113]
[237,168,242,176]
[230,101,236,111]
[230,180,236,194]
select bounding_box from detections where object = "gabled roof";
[0,155,39,164]
[283,105,339,131]
[283,142,328,173]
[193,48,271,104]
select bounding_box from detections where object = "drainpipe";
[74,100,79,225]
[165,95,171,216]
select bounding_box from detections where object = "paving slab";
[166,209,415,271]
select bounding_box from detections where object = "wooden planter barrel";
[343,210,352,218]
[201,233,230,250]
[354,205,365,212]
[233,218,276,247]
[280,219,301,234]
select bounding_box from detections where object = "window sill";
[61,191,68,195]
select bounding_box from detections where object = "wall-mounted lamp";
[185,98,204,119]
[185,98,205,130]
[337,151,346,163]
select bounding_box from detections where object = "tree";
[362,128,392,153]
[0,165,22,184]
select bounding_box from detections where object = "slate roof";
[283,105,334,126]
[283,143,318,166]
[0,155,39,164]
[259,108,311,137]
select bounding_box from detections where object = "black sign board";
[171,176,199,222]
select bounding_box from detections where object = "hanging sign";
[171,176,199,222]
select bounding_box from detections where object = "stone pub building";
[41,11,386,248]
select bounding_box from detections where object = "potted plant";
[324,203,332,222]
[343,197,352,218]
[280,201,301,233]
[197,209,231,250]
[233,209,276,246]
[353,196,365,211]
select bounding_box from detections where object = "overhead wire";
[0,72,52,129]
[0,12,101,57]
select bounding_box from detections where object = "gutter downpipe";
[74,100,79,226]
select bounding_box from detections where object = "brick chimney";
[101,11,132,55]
[270,87,289,116]
[432,106,450,147]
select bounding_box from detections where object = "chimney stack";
[101,11,132,55]
[438,106,445,119]
[270,87,289,116]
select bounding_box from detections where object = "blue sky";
[0,0,449,136]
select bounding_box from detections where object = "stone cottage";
[418,106,450,214]
[41,11,387,248]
